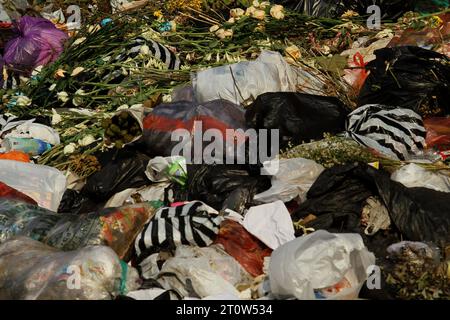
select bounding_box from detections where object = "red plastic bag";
[424,117,450,149]
[3,16,68,72]
[214,219,272,277]
[0,181,37,205]
[0,151,30,163]
[343,52,369,93]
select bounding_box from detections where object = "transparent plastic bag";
[0,160,67,211]
[391,163,450,193]
[0,237,140,300]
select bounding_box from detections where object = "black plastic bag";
[294,163,450,247]
[84,148,151,201]
[358,46,450,117]
[57,189,104,215]
[186,164,271,211]
[246,92,349,149]
[275,0,414,20]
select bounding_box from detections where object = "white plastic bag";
[254,158,324,203]
[269,230,375,300]
[391,163,450,193]
[0,237,140,300]
[145,156,187,183]
[243,201,295,250]
[0,160,66,211]
[0,118,60,145]
[105,182,170,208]
[192,50,324,106]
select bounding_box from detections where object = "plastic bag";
[214,220,272,277]
[254,158,324,203]
[346,104,426,161]
[269,230,375,300]
[391,163,450,193]
[155,244,252,299]
[424,117,450,149]
[0,160,67,211]
[145,156,187,186]
[0,182,36,205]
[246,92,349,149]
[84,149,151,201]
[243,201,295,250]
[0,237,140,299]
[3,16,68,72]
[0,150,30,162]
[0,118,60,145]
[44,203,157,259]
[105,183,170,208]
[358,46,450,117]
[192,51,324,106]
[186,164,271,211]
[134,201,224,264]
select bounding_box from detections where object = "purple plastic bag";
[3,16,68,73]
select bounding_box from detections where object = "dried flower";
[216,29,233,40]
[270,5,285,20]
[228,17,236,24]
[252,9,266,20]
[71,67,85,77]
[49,84,57,91]
[55,69,66,79]
[341,10,359,19]
[209,25,220,33]
[72,89,86,107]
[78,134,96,146]
[285,45,301,60]
[246,6,257,16]
[230,8,245,19]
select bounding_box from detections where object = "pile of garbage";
[0,0,449,300]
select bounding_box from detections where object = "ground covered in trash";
[0,0,449,300]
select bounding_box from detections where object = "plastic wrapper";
[254,158,324,204]
[0,160,67,211]
[192,50,324,106]
[142,99,247,161]
[145,156,187,186]
[3,16,68,72]
[269,230,375,300]
[391,163,450,193]
[105,183,170,208]
[0,237,140,300]
[214,219,272,277]
[246,92,349,149]
[358,46,450,117]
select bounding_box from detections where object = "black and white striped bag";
[134,201,223,263]
[346,104,426,160]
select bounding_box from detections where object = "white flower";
[252,9,266,20]
[216,29,233,39]
[52,108,62,125]
[72,89,86,107]
[246,6,257,16]
[162,94,172,103]
[227,17,236,24]
[49,84,57,91]
[230,8,245,19]
[72,37,86,46]
[31,66,43,76]
[252,0,260,8]
[209,25,220,33]
[139,45,150,55]
[16,96,32,107]
[63,143,77,155]
[78,135,96,146]
[71,67,85,77]
[57,91,69,104]
[259,1,270,9]
[270,5,285,20]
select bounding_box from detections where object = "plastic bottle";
[2,137,52,156]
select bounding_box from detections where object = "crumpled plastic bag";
[391,163,450,193]
[269,230,375,300]
[0,160,67,211]
[254,158,324,203]
[145,156,187,186]
[3,16,68,72]
[192,50,324,106]
[0,237,140,300]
